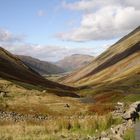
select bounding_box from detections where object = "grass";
[74,53,140,100]
[121,94,140,103]
[0,79,135,139]
[44,74,64,82]
[0,114,122,140]
[123,128,135,140]
[0,79,82,116]
[0,124,58,140]
[88,103,115,115]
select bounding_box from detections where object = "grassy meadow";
[0,114,123,140]
[0,78,139,139]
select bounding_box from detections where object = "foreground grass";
[0,114,122,140]
[123,128,135,140]
[0,79,128,139]
[121,94,140,103]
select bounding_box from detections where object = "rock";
[93,101,140,140]
[123,105,139,121]
[0,91,7,97]
[42,90,46,93]
[64,104,70,108]
[130,101,140,112]
[117,102,124,107]
[112,134,123,140]
[101,131,107,137]
[126,120,133,128]
[101,138,110,140]
[113,102,125,117]
[111,124,124,136]
[60,135,66,138]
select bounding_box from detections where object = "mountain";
[17,55,65,75]
[56,54,94,71]
[0,47,79,97]
[60,26,140,95]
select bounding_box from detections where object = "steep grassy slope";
[60,26,140,87]
[0,47,78,97]
[17,55,65,75]
[56,54,94,71]
[58,26,140,101]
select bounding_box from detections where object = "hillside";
[0,47,78,97]
[56,54,94,71]
[17,55,65,75]
[60,26,140,95]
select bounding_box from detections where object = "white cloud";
[37,10,46,17]
[59,0,140,41]
[1,43,106,62]
[62,0,120,11]
[63,0,140,11]
[0,28,25,43]
[0,28,102,61]
[0,27,112,61]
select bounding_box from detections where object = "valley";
[0,25,139,140]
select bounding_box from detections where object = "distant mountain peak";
[56,54,94,72]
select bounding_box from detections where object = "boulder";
[112,134,123,140]
[0,91,7,97]
[64,104,70,108]
[122,102,140,121]
[122,108,135,120]
[101,138,110,140]
[130,101,140,112]
[117,102,124,107]
[42,90,46,93]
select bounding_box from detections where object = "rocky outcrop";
[113,102,125,116]
[0,91,7,98]
[92,101,140,140]
[123,101,140,121]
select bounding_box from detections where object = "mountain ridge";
[17,55,65,75]
[60,26,140,95]
[56,54,94,72]
[0,47,79,97]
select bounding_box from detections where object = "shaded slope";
[61,26,140,85]
[56,54,94,71]
[17,55,65,75]
[0,47,78,97]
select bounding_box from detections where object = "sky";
[0,0,140,61]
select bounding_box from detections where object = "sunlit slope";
[56,54,94,72]
[79,53,140,95]
[60,26,140,87]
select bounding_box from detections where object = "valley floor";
[0,79,138,140]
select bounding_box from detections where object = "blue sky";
[0,0,82,45]
[0,0,140,61]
